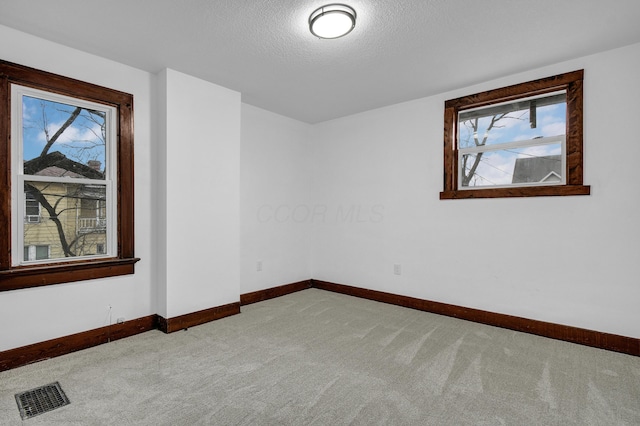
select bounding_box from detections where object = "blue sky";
[22,95,106,169]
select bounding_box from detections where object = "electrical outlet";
[257,260,263,272]
[394,264,401,275]
[116,317,125,324]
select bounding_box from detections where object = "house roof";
[23,152,104,180]
[512,155,562,184]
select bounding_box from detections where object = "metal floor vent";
[15,381,70,420]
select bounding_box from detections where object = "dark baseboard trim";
[1,302,240,371]
[0,315,157,372]
[311,279,640,357]
[3,279,637,372]
[240,280,312,306]
[157,302,241,333]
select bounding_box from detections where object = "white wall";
[240,104,312,294]
[157,69,241,318]
[0,25,155,351]
[312,42,640,339]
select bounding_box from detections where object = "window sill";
[0,257,141,292]
[440,185,591,200]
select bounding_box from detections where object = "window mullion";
[14,175,26,265]
[22,175,109,186]
[458,135,566,155]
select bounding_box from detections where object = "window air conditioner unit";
[26,215,41,223]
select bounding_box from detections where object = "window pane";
[22,95,106,180]
[35,245,49,260]
[25,193,40,217]
[461,144,563,187]
[458,93,566,149]
[25,200,39,216]
[24,181,108,261]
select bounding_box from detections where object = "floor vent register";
[15,381,70,420]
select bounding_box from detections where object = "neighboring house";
[23,152,107,261]
[512,155,562,184]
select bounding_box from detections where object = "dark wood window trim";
[440,70,591,199]
[0,60,139,291]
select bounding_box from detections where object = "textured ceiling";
[1,0,640,123]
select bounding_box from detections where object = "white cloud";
[37,121,103,146]
[460,102,566,152]
[541,122,565,137]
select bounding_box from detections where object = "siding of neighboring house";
[24,181,107,260]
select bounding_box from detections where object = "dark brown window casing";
[0,60,139,291]
[440,70,590,199]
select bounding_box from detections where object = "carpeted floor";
[1,288,639,425]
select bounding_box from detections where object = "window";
[0,60,138,291]
[25,192,41,223]
[14,87,116,265]
[440,70,590,199]
[24,245,49,261]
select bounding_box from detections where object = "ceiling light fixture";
[309,4,356,39]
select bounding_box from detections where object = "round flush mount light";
[309,4,356,39]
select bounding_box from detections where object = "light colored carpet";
[1,288,639,425]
